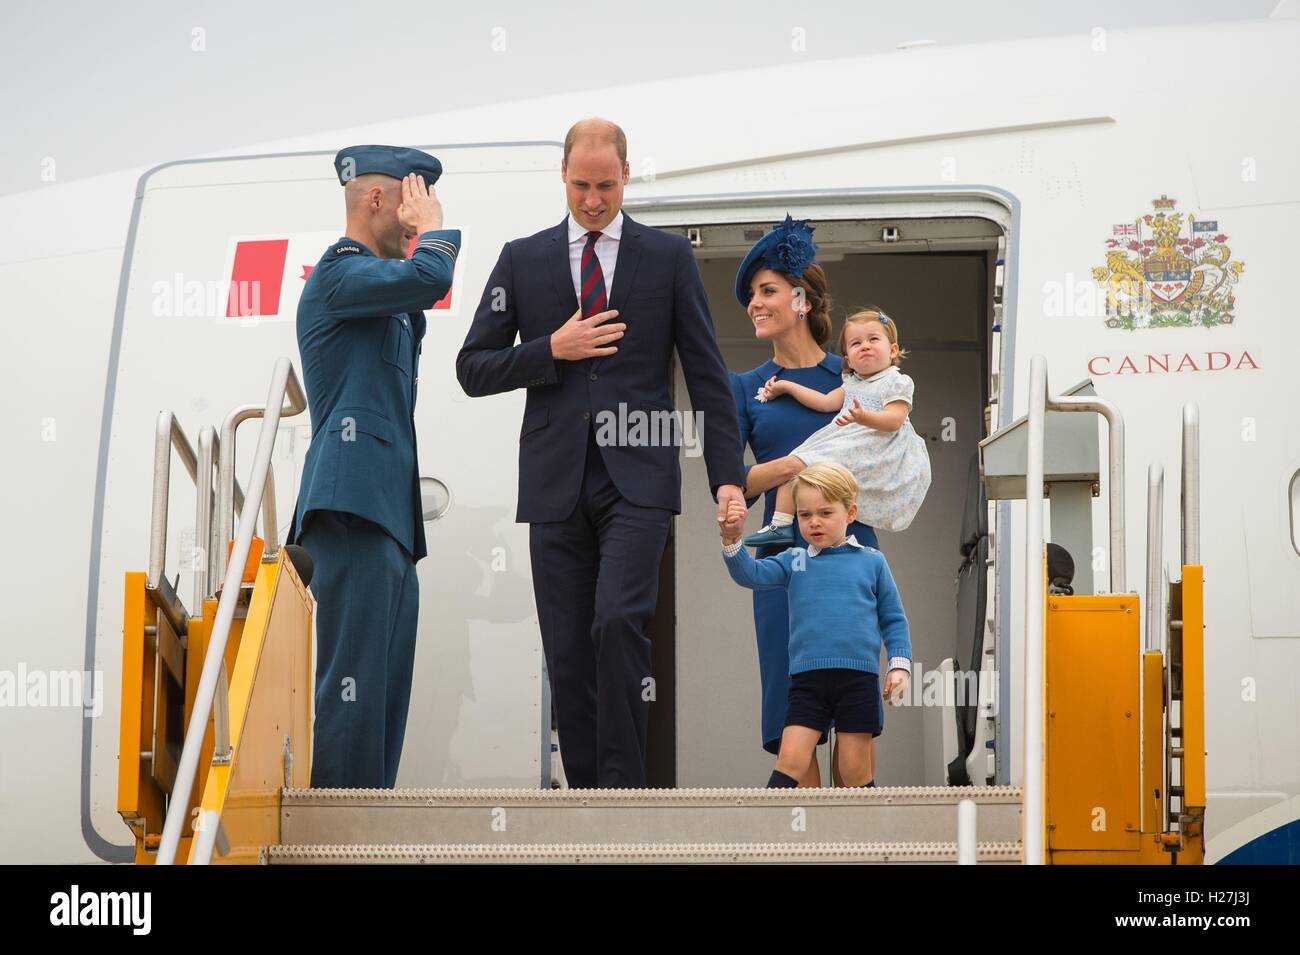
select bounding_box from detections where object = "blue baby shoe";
[743,522,795,547]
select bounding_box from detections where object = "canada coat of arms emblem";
[1093,194,1245,330]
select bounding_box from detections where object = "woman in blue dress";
[730,216,881,785]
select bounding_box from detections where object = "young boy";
[721,462,912,787]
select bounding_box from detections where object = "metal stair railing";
[147,413,200,638]
[1164,403,1201,847]
[1023,354,1127,865]
[156,358,306,865]
[1181,404,1200,567]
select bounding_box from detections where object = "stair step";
[267,840,1024,865]
[281,785,1022,847]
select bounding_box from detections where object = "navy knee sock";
[767,769,799,788]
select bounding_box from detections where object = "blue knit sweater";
[722,537,912,675]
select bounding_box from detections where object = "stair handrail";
[195,427,250,604]
[152,414,255,614]
[190,809,229,864]
[1182,404,1200,567]
[957,798,977,865]
[1149,462,1173,843]
[1146,464,1164,655]
[149,412,197,591]
[1024,355,1127,865]
[156,358,307,865]
[1166,401,1201,848]
[216,366,306,579]
[147,412,200,637]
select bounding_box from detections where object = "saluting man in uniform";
[286,145,461,789]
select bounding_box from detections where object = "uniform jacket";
[455,212,744,523]
[287,230,461,561]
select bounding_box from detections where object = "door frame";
[624,184,1021,785]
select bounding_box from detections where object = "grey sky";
[1,0,1282,196]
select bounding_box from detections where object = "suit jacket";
[456,212,744,523]
[287,230,461,562]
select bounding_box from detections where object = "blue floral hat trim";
[734,214,818,306]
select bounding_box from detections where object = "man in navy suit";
[288,145,461,788]
[456,119,746,788]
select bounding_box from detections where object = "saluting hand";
[397,173,444,234]
[550,306,624,361]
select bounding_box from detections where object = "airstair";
[117,355,1203,864]
[268,786,1022,864]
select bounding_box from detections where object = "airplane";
[1,9,1296,864]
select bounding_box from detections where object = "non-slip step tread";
[282,785,1022,806]
[267,840,1024,864]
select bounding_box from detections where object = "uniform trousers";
[299,509,419,788]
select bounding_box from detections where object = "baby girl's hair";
[789,461,859,512]
[837,306,909,372]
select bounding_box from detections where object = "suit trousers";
[529,425,673,788]
[299,509,419,788]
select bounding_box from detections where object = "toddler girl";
[744,308,931,547]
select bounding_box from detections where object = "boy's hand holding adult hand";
[721,499,747,546]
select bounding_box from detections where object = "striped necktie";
[580,230,608,318]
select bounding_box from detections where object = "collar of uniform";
[567,209,624,244]
[334,236,376,257]
[807,533,865,557]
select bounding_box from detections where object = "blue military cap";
[734,214,818,306]
[334,144,443,186]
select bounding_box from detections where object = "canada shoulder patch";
[334,244,363,256]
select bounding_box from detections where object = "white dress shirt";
[568,210,623,306]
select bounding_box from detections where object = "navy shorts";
[785,668,883,736]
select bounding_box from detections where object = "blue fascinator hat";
[734,214,818,306]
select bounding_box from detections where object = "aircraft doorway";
[649,211,1001,788]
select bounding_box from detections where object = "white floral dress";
[790,365,931,532]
